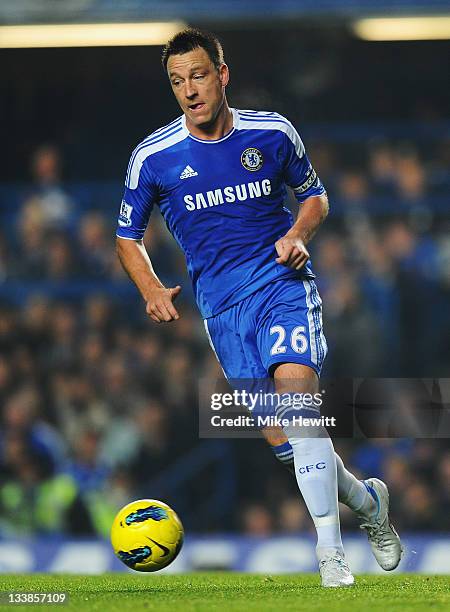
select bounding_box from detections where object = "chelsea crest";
[241,147,264,171]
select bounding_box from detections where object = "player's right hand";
[145,286,181,323]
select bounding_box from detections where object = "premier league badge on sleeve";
[118,200,133,227]
[241,147,264,172]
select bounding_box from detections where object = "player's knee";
[273,363,319,394]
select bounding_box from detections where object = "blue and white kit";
[117,108,328,377]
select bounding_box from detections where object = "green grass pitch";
[0,574,449,611]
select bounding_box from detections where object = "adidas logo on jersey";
[180,165,198,179]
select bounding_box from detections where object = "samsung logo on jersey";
[184,179,271,211]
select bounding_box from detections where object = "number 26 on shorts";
[270,325,308,355]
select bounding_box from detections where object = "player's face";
[167,47,229,131]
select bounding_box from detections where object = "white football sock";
[334,453,377,518]
[289,433,344,559]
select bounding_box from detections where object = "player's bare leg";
[270,362,354,587]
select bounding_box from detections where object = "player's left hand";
[275,234,310,270]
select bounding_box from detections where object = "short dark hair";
[161,28,224,71]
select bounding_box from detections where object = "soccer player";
[115,28,402,586]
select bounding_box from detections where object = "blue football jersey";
[116,109,325,318]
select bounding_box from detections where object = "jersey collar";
[183,108,238,144]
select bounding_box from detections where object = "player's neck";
[185,101,233,141]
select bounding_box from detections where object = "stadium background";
[0,0,449,573]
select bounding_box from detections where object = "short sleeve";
[282,124,325,204]
[116,157,159,240]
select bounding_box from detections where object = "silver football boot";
[359,478,403,571]
[319,550,355,588]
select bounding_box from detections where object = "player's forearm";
[116,237,165,300]
[286,193,329,245]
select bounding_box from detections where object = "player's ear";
[218,63,229,88]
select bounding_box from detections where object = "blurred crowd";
[0,140,449,538]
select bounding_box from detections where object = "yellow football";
[110,499,184,572]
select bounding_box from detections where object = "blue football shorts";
[204,277,328,380]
